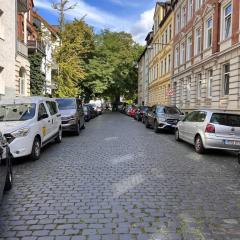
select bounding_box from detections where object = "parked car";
[0,131,12,200]
[126,105,133,116]
[56,98,85,136]
[145,105,183,133]
[135,106,148,122]
[129,105,137,118]
[175,110,240,154]
[85,104,98,118]
[0,97,62,160]
[83,105,91,122]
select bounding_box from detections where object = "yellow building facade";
[148,2,173,106]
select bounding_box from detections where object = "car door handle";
[48,120,51,123]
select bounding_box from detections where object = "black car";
[135,106,148,122]
[145,105,182,133]
[85,104,98,118]
[83,105,91,122]
[56,98,85,136]
[0,132,12,200]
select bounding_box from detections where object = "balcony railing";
[17,40,28,58]
[18,0,28,13]
[27,40,46,55]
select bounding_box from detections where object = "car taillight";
[205,124,215,133]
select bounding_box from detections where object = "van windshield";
[210,113,240,127]
[56,99,76,110]
[0,104,36,121]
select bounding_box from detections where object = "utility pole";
[52,0,77,34]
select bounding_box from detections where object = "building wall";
[0,0,16,99]
[172,0,240,113]
[148,4,173,107]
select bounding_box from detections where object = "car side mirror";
[38,113,48,121]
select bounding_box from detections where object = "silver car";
[175,110,240,154]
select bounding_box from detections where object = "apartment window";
[176,11,181,33]
[186,76,191,100]
[164,58,167,74]
[195,0,202,11]
[195,28,201,55]
[168,54,171,72]
[197,73,202,98]
[181,6,187,28]
[169,24,172,40]
[188,0,193,20]
[223,3,232,39]
[161,61,163,76]
[175,46,179,67]
[165,29,168,44]
[180,41,185,65]
[162,35,164,46]
[180,79,184,101]
[156,64,159,79]
[187,36,192,61]
[223,63,230,95]
[206,17,213,48]
[207,69,213,98]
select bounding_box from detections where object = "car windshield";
[0,104,36,121]
[164,107,180,114]
[210,113,240,127]
[56,99,76,110]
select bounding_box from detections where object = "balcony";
[27,40,46,55]
[18,0,28,13]
[17,40,28,58]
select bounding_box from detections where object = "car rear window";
[210,113,240,127]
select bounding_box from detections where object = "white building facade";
[0,0,16,99]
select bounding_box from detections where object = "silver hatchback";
[175,110,240,154]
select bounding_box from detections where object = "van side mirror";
[38,113,48,121]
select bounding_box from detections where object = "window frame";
[205,17,213,49]
[195,27,202,56]
[207,69,213,98]
[222,2,232,40]
[223,63,230,96]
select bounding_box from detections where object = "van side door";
[46,101,60,136]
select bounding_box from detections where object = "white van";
[0,97,62,160]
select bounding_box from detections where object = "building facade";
[0,0,16,99]
[172,0,240,114]
[148,1,174,106]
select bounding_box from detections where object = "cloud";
[34,0,154,45]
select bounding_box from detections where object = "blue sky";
[34,0,157,44]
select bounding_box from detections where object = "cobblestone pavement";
[1,112,240,240]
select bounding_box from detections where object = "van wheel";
[175,129,181,142]
[30,137,41,161]
[4,158,12,191]
[75,122,80,136]
[195,135,205,154]
[55,128,62,143]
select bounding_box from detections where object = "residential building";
[172,0,240,114]
[16,0,31,97]
[32,12,60,95]
[148,1,174,106]
[0,0,16,99]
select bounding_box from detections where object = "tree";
[53,19,94,97]
[29,52,45,96]
[83,30,144,102]
[52,0,77,34]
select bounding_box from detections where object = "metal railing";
[27,40,46,55]
[17,40,28,58]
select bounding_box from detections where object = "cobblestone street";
[1,112,240,240]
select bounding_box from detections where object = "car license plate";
[224,140,240,146]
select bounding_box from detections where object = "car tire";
[4,158,12,191]
[195,135,205,154]
[30,137,41,161]
[81,123,85,130]
[75,122,80,136]
[154,121,159,133]
[145,118,150,128]
[55,128,62,143]
[175,128,181,142]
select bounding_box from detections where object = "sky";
[34,0,157,45]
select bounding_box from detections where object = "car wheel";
[75,122,80,136]
[175,128,181,142]
[154,121,159,133]
[4,157,12,191]
[145,118,150,128]
[55,128,62,143]
[81,123,85,130]
[195,135,205,154]
[30,137,41,161]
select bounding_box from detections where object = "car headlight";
[158,117,166,122]
[11,128,30,138]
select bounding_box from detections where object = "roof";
[0,97,56,105]
[32,11,59,37]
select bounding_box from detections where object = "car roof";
[0,96,56,105]
[194,109,240,115]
